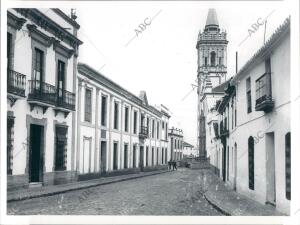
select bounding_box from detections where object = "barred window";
[55,125,68,171]
[7,116,14,175]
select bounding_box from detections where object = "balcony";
[220,120,229,137]
[255,73,274,113]
[213,122,219,139]
[139,126,149,140]
[28,80,57,113]
[28,80,76,116]
[54,89,76,117]
[7,69,26,106]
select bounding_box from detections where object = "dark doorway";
[124,144,128,169]
[221,140,227,182]
[100,141,107,173]
[29,124,44,182]
[133,145,137,168]
[113,142,118,170]
[139,146,144,171]
[248,136,255,190]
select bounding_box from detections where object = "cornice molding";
[27,24,52,47]
[78,63,163,118]
[53,39,74,59]
[7,11,26,30]
[14,8,83,49]
[52,9,80,29]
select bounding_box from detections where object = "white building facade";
[7,9,82,189]
[168,128,184,161]
[76,63,171,178]
[210,18,291,214]
[182,142,198,158]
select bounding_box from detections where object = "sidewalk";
[201,169,285,216]
[7,169,169,202]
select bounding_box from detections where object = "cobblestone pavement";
[7,168,223,215]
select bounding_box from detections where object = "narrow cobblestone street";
[7,168,223,215]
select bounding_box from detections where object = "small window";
[7,32,13,69]
[84,88,92,122]
[133,111,137,134]
[101,95,107,126]
[204,57,208,66]
[210,51,216,66]
[152,120,155,138]
[114,102,119,130]
[124,106,129,132]
[246,78,252,113]
[157,121,159,139]
[165,123,168,140]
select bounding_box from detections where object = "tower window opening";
[204,57,208,66]
[211,51,216,66]
[219,57,222,66]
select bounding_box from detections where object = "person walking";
[171,160,176,171]
[168,161,172,170]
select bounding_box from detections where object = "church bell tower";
[196,8,228,160]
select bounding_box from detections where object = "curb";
[8,170,169,202]
[203,192,231,216]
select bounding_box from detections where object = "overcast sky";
[64,1,291,146]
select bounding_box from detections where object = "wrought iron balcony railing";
[139,126,149,139]
[7,68,26,97]
[255,72,274,112]
[28,80,57,106]
[56,89,76,111]
[220,120,229,137]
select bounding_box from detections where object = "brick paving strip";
[201,169,285,216]
[7,170,170,202]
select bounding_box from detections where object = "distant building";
[196,8,228,161]
[168,127,184,161]
[210,18,291,214]
[182,142,197,158]
[76,63,171,177]
[7,9,82,189]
